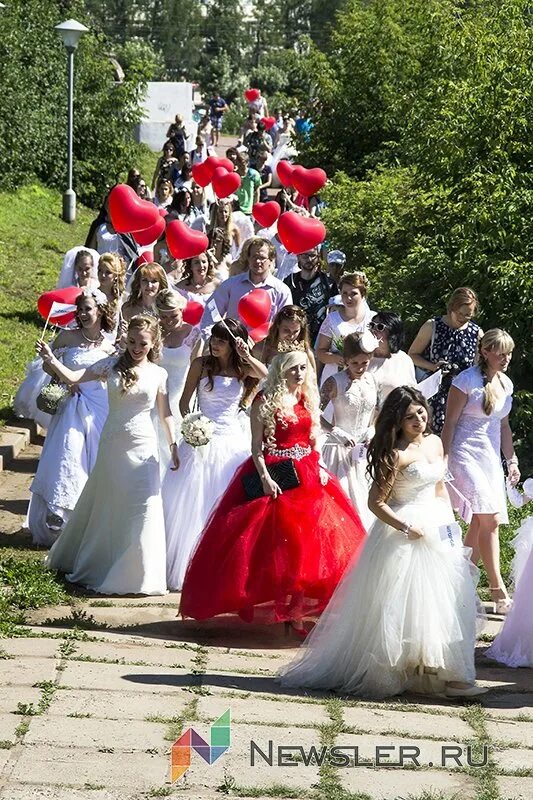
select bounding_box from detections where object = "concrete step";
[0,418,44,471]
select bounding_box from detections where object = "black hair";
[371,310,404,354]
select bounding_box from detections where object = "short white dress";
[317,307,376,386]
[447,366,513,523]
[367,351,416,402]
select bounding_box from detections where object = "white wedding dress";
[27,344,110,546]
[162,375,250,591]
[280,460,480,698]
[321,371,377,529]
[46,359,168,595]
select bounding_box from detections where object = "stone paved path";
[2,442,533,799]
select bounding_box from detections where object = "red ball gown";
[180,397,366,623]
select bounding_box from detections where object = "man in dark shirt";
[208,91,229,147]
[283,248,337,345]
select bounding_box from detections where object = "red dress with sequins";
[180,398,366,623]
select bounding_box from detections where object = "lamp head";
[55,19,89,50]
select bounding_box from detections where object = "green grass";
[0,552,69,636]
[0,183,94,421]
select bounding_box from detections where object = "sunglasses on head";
[369,321,387,332]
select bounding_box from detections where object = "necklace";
[81,329,103,344]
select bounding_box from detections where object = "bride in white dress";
[27,290,115,546]
[281,386,485,699]
[320,332,379,529]
[37,315,178,596]
[162,319,267,591]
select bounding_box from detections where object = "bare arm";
[36,341,101,385]
[179,357,203,418]
[408,320,435,371]
[156,383,179,470]
[368,457,425,539]
[440,385,468,457]
[235,338,268,380]
[250,400,281,497]
[319,376,337,432]
[501,414,520,485]
[151,157,162,191]
[316,332,343,367]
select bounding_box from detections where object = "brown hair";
[181,252,218,285]
[229,236,276,276]
[123,263,168,310]
[447,286,479,314]
[114,315,162,393]
[155,288,187,314]
[98,253,126,304]
[342,332,373,359]
[478,328,514,415]
[75,291,115,334]
[339,271,370,297]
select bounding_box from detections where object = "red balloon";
[237,288,272,329]
[249,320,271,343]
[182,300,204,327]
[244,88,261,102]
[212,167,241,199]
[37,287,82,326]
[203,156,236,181]
[291,165,327,197]
[192,162,212,188]
[166,220,209,260]
[108,184,159,234]
[262,116,276,131]
[276,160,294,188]
[277,211,326,255]
[132,215,166,247]
[252,201,281,229]
[136,251,154,267]
[157,207,168,218]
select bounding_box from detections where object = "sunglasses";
[369,321,387,332]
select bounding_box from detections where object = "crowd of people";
[13,95,532,701]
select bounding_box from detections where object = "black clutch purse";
[242,458,300,500]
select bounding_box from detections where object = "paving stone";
[342,705,472,740]
[57,659,195,693]
[85,591,180,607]
[498,775,533,800]
[487,718,533,747]
[27,604,181,629]
[197,693,328,727]
[0,750,11,771]
[0,638,60,659]
[0,657,58,686]
[0,712,20,744]
[206,649,284,675]
[71,639,199,668]
[340,765,476,798]
[332,732,468,770]
[492,746,533,771]
[0,686,42,715]
[182,722,321,794]
[10,745,168,790]
[47,688,190,722]
[24,715,169,751]
[477,663,533,692]
[0,789,126,800]
[482,692,533,720]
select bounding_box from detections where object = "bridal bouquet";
[181,413,214,447]
[36,382,70,415]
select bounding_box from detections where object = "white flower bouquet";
[181,412,214,447]
[36,382,70,415]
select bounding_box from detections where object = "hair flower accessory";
[82,287,108,307]
[359,330,380,353]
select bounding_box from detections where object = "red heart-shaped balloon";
[291,166,327,197]
[212,167,241,199]
[244,88,260,102]
[192,162,212,188]
[166,220,209,260]
[276,160,294,188]
[182,300,204,327]
[108,184,159,234]
[252,201,281,229]
[157,206,168,218]
[277,211,326,255]
[132,215,166,247]
[136,251,154,267]
[248,320,271,342]
[262,116,276,131]
[237,288,272,329]
[37,287,82,326]
[203,156,235,181]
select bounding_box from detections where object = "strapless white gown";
[321,371,377,529]
[280,460,481,698]
[46,360,168,595]
[162,375,250,590]
[27,344,110,546]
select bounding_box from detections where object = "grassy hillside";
[0,184,94,421]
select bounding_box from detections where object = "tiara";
[277,340,306,353]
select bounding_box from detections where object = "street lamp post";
[55,19,89,223]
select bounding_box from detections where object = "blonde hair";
[114,315,162,393]
[479,328,514,415]
[260,351,319,449]
[447,286,479,314]
[98,253,126,304]
[124,263,168,310]
[155,288,187,314]
[339,271,370,297]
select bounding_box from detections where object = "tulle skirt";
[180,451,366,623]
[13,357,52,430]
[280,497,481,698]
[321,442,374,530]
[486,516,533,667]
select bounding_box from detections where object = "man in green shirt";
[235,151,261,216]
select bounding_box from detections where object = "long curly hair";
[98,253,126,307]
[367,386,431,492]
[478,328,514,415]
[180,253,217,286]
[203,319,249,392]
[74,291,115,333]
[123,263,168,311]
[114,314,162,393]
[260,351,319,450]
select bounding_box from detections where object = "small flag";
[206,297,223,323]
[48,301,77,322]
[417,369,442,400]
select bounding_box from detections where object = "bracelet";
[400,522,411,537]
[506,457,518,465]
